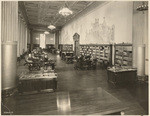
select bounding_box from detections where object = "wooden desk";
[18,72,57,94]
[107,67,137,85]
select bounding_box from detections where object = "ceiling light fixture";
[44,31,50,34]
[59,2,73,17]
[137,2,148,13]
[48,25,56,30]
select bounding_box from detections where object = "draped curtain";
[18,15,30,57]
[1,1,18,42]
[1,1,30,57]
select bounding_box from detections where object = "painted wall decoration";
[85,18,115,44]
[60,2,133,45]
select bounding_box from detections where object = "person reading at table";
[42,54,50,70]
[25,54,33,63]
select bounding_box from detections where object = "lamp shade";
[48,25,56,30]
[59,7,73,16]
[44,31,49,34]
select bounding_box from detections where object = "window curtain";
[18,15,29,57]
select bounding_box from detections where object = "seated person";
[43,54,49,62]
[79,54,84,62]
[32,49,37,53]
[25,53,40,63]
[25,53,41,71]
[85,54,91,60]
[78,54,85,69]
[25,54,33,63]
[42,54,56,70]
[33,50,39,57]
[31,52,40,61]
[36,47,43,54]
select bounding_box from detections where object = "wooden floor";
[1,53,148,115]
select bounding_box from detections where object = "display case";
[18,72,57,94]
[107,67,137,85]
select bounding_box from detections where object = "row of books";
[115,44,132,66]
[80,45,111,62]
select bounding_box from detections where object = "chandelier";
[44,31,49,34]
[137,2,148,12]
[48,25,56,30]
[59,3,73,17]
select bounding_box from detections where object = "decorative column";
[132,1,148,80]
[137,45,145,76]
[1,1,18,96]
[55,30,60,49]
[111,43,115,65]
[30,29,33,52]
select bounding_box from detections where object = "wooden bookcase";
[80,44,112,65]
[114,43,132,67]
[59,44,73,52]
[33,44,40,49]
[46,44,55,49]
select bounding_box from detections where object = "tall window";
[40,34,46,48]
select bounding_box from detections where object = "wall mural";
[60,2,133,44]
[63,31,70,44]
[85,17,115,44]
[61,17,115,44]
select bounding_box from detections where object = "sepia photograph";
[1,0,149,115]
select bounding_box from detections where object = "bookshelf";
[114,43,132,67]
[33,44,39,49]
[59,44,73,52]
[80,44,112,65]
[46,44,55,49]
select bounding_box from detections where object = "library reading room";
[1,1,149,115]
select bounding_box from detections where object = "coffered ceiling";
[19,1,95,32]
